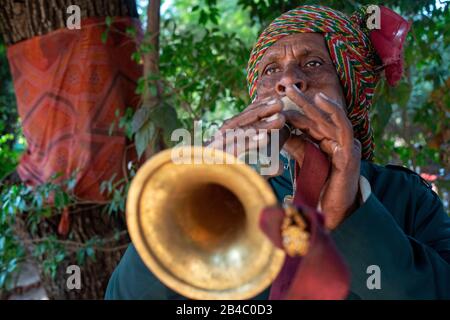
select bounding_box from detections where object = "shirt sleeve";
[104,244,272,300]
[331,171,450,299]
[104,244,187,300]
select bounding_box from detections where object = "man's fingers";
[284,111,347,158]
[313,93,344,118]
[240,100,283,126]
[254,113,286,130]
[221,99,283,130]
[319,138,341,157]
[285,85,323,121]
[314,93,353,143]
[283,110,327,142]
[285,87,353,146]
[243,96,276,112]
[210,127,271,157]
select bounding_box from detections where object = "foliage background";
[0,0,449,295]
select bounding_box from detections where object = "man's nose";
[275,65,307,95]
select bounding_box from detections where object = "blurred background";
[0,0,448,299]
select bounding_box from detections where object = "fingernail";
[252,132,266,141]
[291,85,302,93]
[317,92,339,105]
[266,99,277,105]
[318,92,329,100]
[263,114,279,122]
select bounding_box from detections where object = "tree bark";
[34,206,130,300]
[0,0,139,300]
[8,202,129,300]
[144,0,160,78]
[144,0,164,159]
[0,0,138,45]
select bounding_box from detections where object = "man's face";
[256,33,346,109]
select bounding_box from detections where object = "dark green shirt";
[105,159,450,299]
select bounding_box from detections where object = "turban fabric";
[247,5,410,160]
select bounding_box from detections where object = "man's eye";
[304,60,322,68]
[265,67,280,75]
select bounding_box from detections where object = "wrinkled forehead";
[258,33,330,72]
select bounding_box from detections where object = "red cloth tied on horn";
[260,142,350,300]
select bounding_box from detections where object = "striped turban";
[247,5,409,161]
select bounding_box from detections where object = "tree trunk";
[33,206,130,300]
[0,0,139,299]
[0,0,138,46]
[143,0,164,159]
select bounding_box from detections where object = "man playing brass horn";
[105,5,450,299]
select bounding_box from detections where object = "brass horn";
[126,146,285,300]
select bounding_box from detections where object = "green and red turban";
[246,5,410,160]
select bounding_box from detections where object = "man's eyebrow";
[259,47,324,71]
[260,49,283,64]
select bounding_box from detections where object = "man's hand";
[283,85,361,230]
[206,97,286,157]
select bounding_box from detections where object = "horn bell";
[127,146,285,300]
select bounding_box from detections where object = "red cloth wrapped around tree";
[7,17,142,202]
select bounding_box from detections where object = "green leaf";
[7,258,17,272]
[140,43,155,54]
[50,172,63,180]
[126,26,137,38]
[105,16,113,27]
[55,252,65,262]
[132,106,150,133]
[199,10,208,25]
[54,191,66,208]
[76,249,86,265]
[101,30,108,44]
[394,82,412,108]
[108,121,116,136]
[135,120,156,159]
[67,173,77,191]
[41,208,52,218]
[86,247,95,258]
[131,51,141,64]
[149,85,157,97]
[100,181,107,194]
[0,272,6,287]
[152,104,181,147]
[33,193,43,208]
